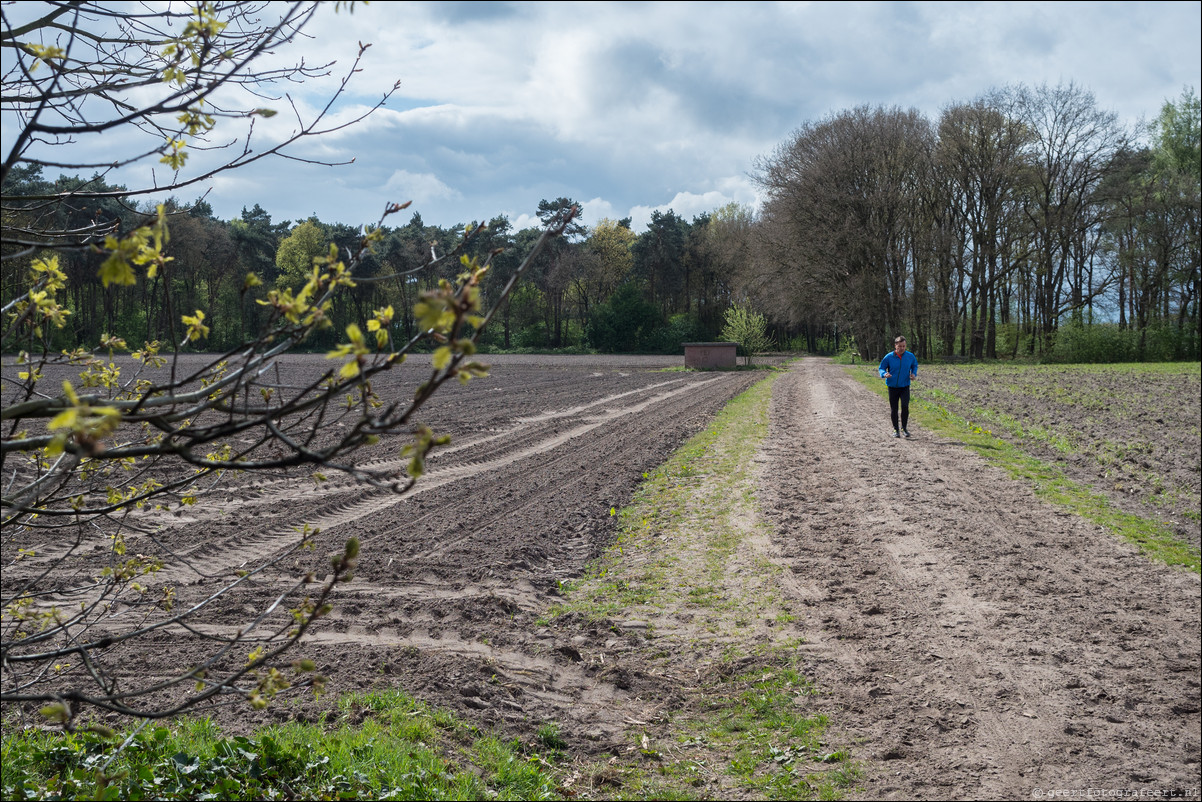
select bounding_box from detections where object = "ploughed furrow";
[5,353,766,748]
[126,374,692,535]
[149,364,762,745]
[397,378,723,563]
[363,373,745,571]
[146,373,733,592]
[271,374,765,656]
[349,376,697,481]
[171,369,760,646]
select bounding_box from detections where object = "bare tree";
[937,90,1032,358]
[2,2,574,726]
[753,105,934,358]
[750,84,1188,361]
[1014,83,1128,345]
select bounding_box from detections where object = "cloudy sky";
[46,1,1202,233]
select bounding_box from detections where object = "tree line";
[751,83,1200,362]
[1,178,755,355]
[4,85,1197,364]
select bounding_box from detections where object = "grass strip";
[546,370,860,800]
[845,365,1201,574]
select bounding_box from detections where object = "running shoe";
[902,429,911,438]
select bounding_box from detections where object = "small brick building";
[683,341,738,369]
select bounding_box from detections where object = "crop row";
[915,362,1201,538]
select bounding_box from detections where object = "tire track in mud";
[2,366,694,584]
[145,375,725,588]
[763,359,1200,799]
[172,370,749,632]
[149,376,697,521]
[400,377,724,563]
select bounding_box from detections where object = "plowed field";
[4,354,1199,800]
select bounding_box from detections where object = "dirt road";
[762,359,1201,799]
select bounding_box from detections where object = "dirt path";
[762,359,1201,799]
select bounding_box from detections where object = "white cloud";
[579,197,618,228]
[625,174,764,231]
[509,213,540,232]
[627,191,730,232]
[383,169,460,205]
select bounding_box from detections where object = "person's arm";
[909,353,917,379]
[879,354,891,379]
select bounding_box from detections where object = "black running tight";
[889,386,910,431]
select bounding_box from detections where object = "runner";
[879,335,917,438]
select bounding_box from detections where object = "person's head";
[893,336,907,355]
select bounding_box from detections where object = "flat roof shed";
[683,341,738,369]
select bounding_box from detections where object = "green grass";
[1,690,559,801]
[967,406,1077,454]
[846,364,1201,574]
[665,657,859,802]
[549,377,794,624]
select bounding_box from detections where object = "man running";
[879,335,918,438]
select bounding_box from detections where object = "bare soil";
[5,355,1200,799]
[916,363,1202,549]
[762,360,1200,799]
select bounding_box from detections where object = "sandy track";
[762,359,1201,799]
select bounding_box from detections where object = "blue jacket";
[879,351,918,388]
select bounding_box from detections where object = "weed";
[0,690,564,801]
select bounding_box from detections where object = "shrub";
[721,305,775,365]
[588,283,664,352]
[1045,322,1200,363]
[648,313,707,354]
